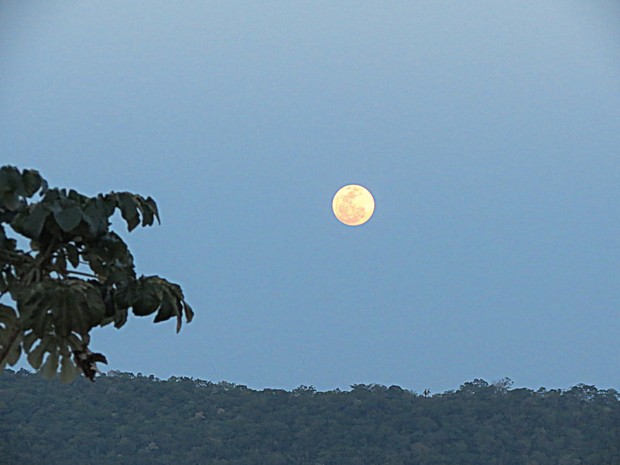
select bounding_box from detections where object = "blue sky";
[1,1,619,393]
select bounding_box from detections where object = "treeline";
[0,369,618,465]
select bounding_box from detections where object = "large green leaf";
[113,306,128,329]
[0,273,7,294]
[0,192,23,213]
[66,332,81,348]
[31,314,50,337]
[0,225,17,253]
[135,196,160,227]
[53,204,82,232]
[52,289,84,337]
[41,188,60,203]
[83,284,106,326]
[159,280,193,330]
[67,189,87,203]
[183,301,195,324]
[0,332,7,362]
[154,292,179,323]
[27,340,48,369]
[117,193,140,231]
[6,335,22,365]
[100,286,116,319]
[22,331,38,353]
[82,199,109,236]
[0,304,17,324]
[18,282,53,337]
[114,281,136,309]
[40,350,59,379]
[0,166,16,193]
[137,278,195,331]
[132,278,164,316]
[0,167,28,213]
[144,196,160,223]
[60,354,79,383]
[11,204,50,239]
[4,167,45,198]
[82,232,136,282]
[21,169,46,197]
[52,282,105,337]
[137,199,154,227]
[0,166,21,194]
[99,194,116,217]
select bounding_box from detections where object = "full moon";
[332,184,375,226]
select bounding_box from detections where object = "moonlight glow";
[332,184,375,226]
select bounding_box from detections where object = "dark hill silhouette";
[0,369,618,465]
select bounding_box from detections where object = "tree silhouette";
[0,166,193,381]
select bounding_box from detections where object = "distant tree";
[1,371,619,464]
[0,166,193,382]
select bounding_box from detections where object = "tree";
[0,165,193,382]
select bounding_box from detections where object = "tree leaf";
[83,285,106,327]
[144,196,160,224]
[53,204,82,232]
[114,281,136,309]
[0,192,23,212]
[32,313,49,338]
[100,194,116,217]
[52,283,104,337]
[113,306,128,329]
[183,301,195,323]
[0,166,16,193]
[66,244,80,268]
[132,278,163,316]
[40,350,59,379]
[153,292,179,323]
[7,335,22,365]
[117,193,140,232]
[66,333,82,351]
[20,283,53,337]
[22,331,38,353]
[60,354,79,384]
[27,341,47,369]
[137,198,154,227]
[11,204,50,239]
[0,166,23,195]
[100,287,116,319]
[21,169,44,197]
[52,289,81,337]
[0,272,7,294]
[52,290,74,337]
[67,189,86,203]
[82,199,109,236]
[0,304,17,324]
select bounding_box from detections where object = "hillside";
[0,369,618,465]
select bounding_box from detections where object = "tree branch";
[0,249,34,264]
[23,238,58,286]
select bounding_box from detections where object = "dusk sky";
[1,1,619,393]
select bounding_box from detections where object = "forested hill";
[0,370,618,465]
